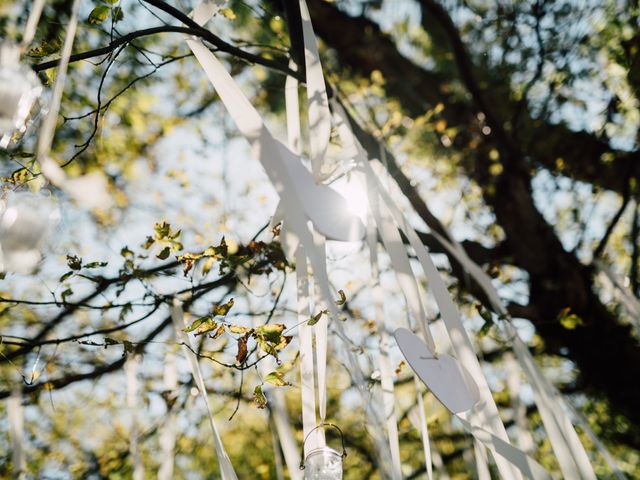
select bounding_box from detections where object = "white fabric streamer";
[504,352,535,453]
[312,232,329,425]
[35,0,79,159]
[158,337,178,480]
[331,99,522,479]
[171,300,238,480]
[295,248,321,455]
[269,390,303,480]
[35,0,112,209]
[512,335,597,480]
[473,440,491,480]
[456,416,551,480]
[298,0,331,180]
[367,199,403,479]
[413,380,434,480]
[8,387,25,479]
[125,356,144,480]
[594,259,640,339]
[21,0,47,49]
[365,168,437,353]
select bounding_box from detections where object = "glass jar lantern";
[300,424,346,480]
[0,43,44,149]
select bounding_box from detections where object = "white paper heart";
[394,328,479,414]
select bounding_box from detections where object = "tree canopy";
[0,0,639,478]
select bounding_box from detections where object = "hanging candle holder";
[0,190,60,274]
[300,423,347,480]
[0,42,44,150]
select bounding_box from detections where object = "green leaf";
[558,307,583,330]
[120,246,134,258]
[123,340,135,355]
[84,261,108,269]
[276,352,299,374]
[183,316,214,334]
[308,309,328,326]
[66,255,82,270]
[253,385,267,409]
[211,324,226,339]
[219,7,237,20]
[154,221,171,239]
[112,6,124,22]
[229,324,252,335]
[119,303,132,323]
[255,323,285,343]
[336,289,347,306]
[88,6,110,25]
[264,371,290,387]
[61,288,73,301]
[26,38,62,58]
[142,236,155,249]
[59,271,74,282]
[156,246,171,260]
[212,298,234,317]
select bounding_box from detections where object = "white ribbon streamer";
[34,0,112,210]
[36,0,79,159]
[158,337,178,480]
[367,200,403,479]
[125,355,144,480]
[298,0,331,180]
[21,0,47,49]
[311,232,329,425]
[8,387,25,479]
[456,416,552,480]
[269,390,303,480]
[473,440,491,480]
[504,352,535,453]
[414,379,434,480]
[331,99,522,478]
[512,334,597,480]
[171,300,238,480]
[594,259,640,339]
[295,247,321,455]
[365,168,437,353]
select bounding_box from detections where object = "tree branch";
[32,25,298,79]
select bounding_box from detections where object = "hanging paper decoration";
[0,191,59,274]
[394,328,479,414]
[0,43,43,150]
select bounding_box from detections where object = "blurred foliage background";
[0,0,639,478]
